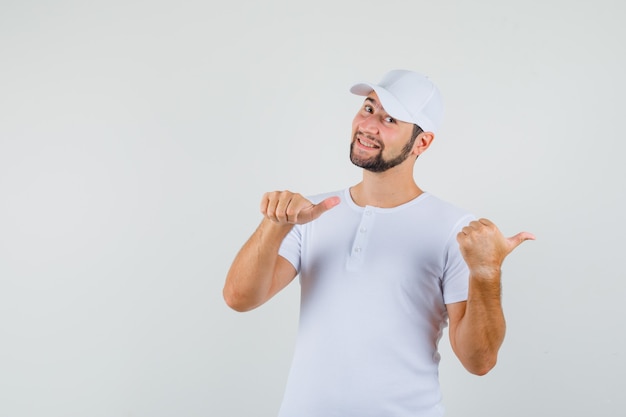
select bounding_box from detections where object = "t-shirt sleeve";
[278,224,303,273]
[441,214,475,304]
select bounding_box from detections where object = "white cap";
[350,69,444,133]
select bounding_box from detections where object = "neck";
[350,167,423,208]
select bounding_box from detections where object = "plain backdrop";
[1,0,624,416]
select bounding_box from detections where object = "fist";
[457,218,535,275]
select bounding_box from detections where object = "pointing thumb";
[309,196,340,219]
[318,196,341,212]
[506,231,536,253]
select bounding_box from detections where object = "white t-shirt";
[277,188,475,417]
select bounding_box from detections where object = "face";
[350,92,418,173]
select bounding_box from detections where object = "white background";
[1,0,624,416]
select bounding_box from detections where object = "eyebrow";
[364,97,383,110]
[364,96,402,123]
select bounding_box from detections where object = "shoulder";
[419,193,475,222]
[409,194,475,246]
[306,189,345,205]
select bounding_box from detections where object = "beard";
[349,133,416,173]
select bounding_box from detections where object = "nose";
[357,114,379,134]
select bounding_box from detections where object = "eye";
[384,116,396,124]
[363,105,373,113]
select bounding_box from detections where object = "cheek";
[351,117,361,135]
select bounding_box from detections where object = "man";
[223,69,534,416]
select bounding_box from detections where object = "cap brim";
[350,83,414,125]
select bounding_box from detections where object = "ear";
[414,132,435,156]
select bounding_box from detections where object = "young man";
[223,69,534,417]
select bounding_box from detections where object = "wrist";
[259,217,295,237]
[468,265,502,281]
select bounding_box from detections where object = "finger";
[464,219,489,233]
[275,192,294,222]
[264,192,281,221]
[259,193,269,215]
[292,196,340,224]
[506,231,536,252]
[320,196,341,211]
[478,218,494,227]
[260,192,279,220]
[307,196,340,220]
[283,193,313,223]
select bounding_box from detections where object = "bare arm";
[223,191,340,312]
[223,219,297,312]
[448,218,535,375]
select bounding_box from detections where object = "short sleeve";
[278,224,303,273]
[441,214,475,304]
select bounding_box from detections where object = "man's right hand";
[260,191,340,225]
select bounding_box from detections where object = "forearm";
[453,268,506,375]
[223,218,293,312]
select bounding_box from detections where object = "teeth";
[359,138,377,148]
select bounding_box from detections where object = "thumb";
[506,231,536,253]
[308,196,341,219]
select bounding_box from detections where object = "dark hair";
[411,124,424,141]
[410,124,424,159]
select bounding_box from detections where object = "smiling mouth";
[356,135,380,149]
